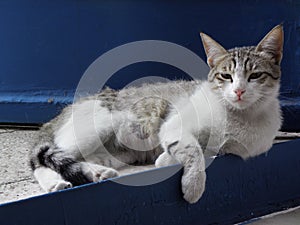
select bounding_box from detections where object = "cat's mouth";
[229,98,250,110]
[234,99,244,103]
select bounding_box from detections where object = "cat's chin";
[227,100,251,110]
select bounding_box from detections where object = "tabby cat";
[30,25,283,203]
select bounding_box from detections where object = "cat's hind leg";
[32,144,119,189]
[33,167,72,192]
[33,162,119,192]
[30,99,122,191]
[80,162,119,182]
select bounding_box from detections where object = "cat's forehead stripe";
[226,47,257,72]
[244,57,250,70]
[231,58,236,70]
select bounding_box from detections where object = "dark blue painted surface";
[1,139,300,225]
[0,1,299,130]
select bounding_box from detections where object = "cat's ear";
[200,32,228,68]
[255,24,284,65]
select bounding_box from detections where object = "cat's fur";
[30,25,283,203]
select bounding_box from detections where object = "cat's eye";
[220,73,233,81]
[248,72,264,81]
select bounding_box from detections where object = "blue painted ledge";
[0,90,73,124]
[1,139,300,225]
[0,91,299,132]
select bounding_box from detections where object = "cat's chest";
[217,113,278,159]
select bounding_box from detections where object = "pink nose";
[234,89,246,98]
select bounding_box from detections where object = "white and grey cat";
[30,25,283,203]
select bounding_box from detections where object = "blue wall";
[0,0,299,129]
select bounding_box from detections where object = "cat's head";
[200,25,283,110]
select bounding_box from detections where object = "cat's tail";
[29,126,92,187]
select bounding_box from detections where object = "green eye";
[220,73,232,81]
[248,72,263,81]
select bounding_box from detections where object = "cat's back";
[42,79,200,138]
[112,79,199,111]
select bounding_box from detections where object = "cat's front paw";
[181,170,206,204]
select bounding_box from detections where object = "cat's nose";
[234,89,246,98]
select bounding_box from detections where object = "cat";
[29,24,283,204]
